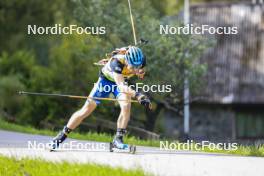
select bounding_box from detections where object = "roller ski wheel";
[109,142,114,152]
[129,145,136,154]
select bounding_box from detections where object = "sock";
[116,128,126,136]
[115,128,127,142]
[63,126,72,135]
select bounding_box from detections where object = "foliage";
[149,0,241,16]
[0,34,111,125]
[0,0,210,132]
[0,75,25,115]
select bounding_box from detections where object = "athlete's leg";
[117,93,132,128]
[113,93,131,149]
[51,98,97,149]
[67,77,114,129]
[51,78,105,149]
[67,99,97,129]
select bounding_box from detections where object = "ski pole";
[18,91,138,103]
[127,0,137,45]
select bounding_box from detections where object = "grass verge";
[0,118,264,157]
[0,155,148,176]
[0,118,159,147]
[193,143,264,157]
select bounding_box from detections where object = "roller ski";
[109,141,136,154]
[109,129,136,154]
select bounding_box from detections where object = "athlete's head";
[125,46,145,68]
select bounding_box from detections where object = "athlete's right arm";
[113,73,136,97]
[113,72,151,109]
[111,59,151,109]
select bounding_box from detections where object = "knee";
[79,100,96,116]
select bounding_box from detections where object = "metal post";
[183,0,190,139]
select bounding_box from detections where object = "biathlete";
[50,46,151,150]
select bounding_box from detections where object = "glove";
[135,92,152,110]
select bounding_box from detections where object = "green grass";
[205,144,264,157]
[0,155,148,176]
[0,118,264,157]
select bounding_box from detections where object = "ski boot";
[112,135,129,150]
[48,126,72,151]
[109,129,136,154]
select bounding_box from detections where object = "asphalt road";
[0,130,263,176]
